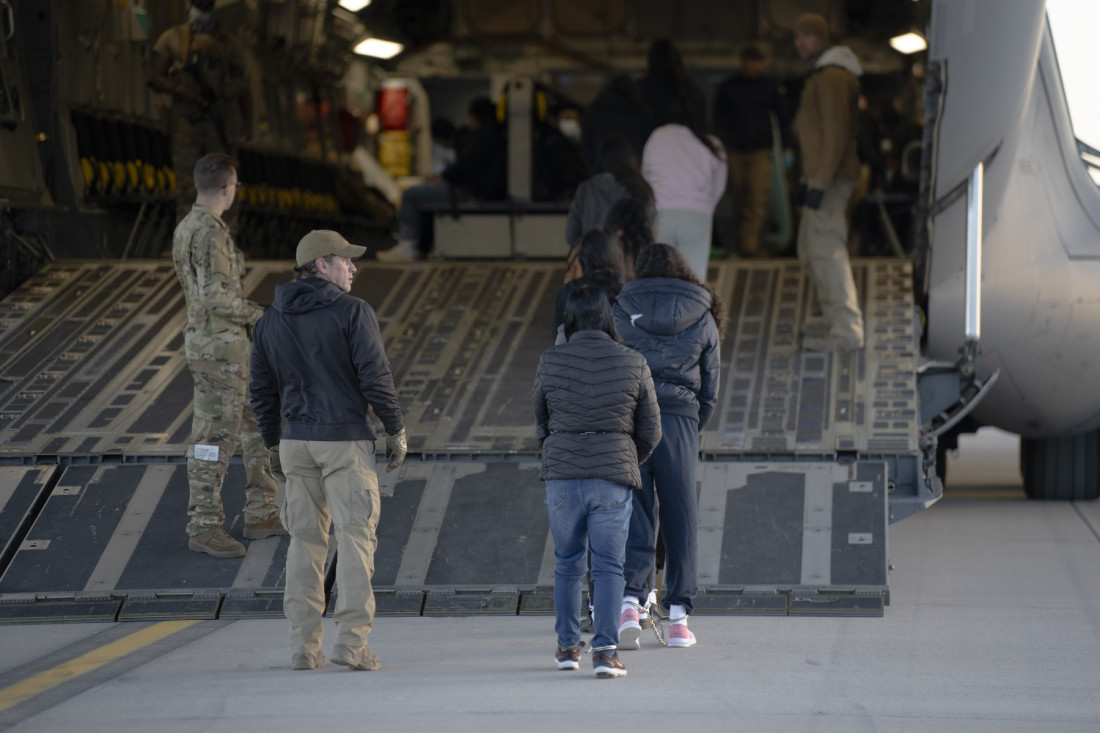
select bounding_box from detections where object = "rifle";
[183,55,231,152]
[174,22,231,152]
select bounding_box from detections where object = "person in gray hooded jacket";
[611,243,724,649]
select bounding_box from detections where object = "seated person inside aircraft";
[377,96,507,262]
[533,102,588,204]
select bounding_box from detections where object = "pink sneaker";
[667,619,697,648]
[618,605,642,650]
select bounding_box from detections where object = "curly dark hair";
[634,243,727,336]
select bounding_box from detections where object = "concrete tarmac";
[2,429,1099,732]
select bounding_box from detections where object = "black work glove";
[385,427,407,472]
[803,185,825,210]
[268,446,285,482]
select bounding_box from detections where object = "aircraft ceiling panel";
[632,0,755,43]
[465,0,540,36]
[549,0,627,36]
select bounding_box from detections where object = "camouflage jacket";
[172,204,262,363]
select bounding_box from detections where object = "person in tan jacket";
[793,12,865,351]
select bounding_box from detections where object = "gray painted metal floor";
[2,430,1099,732]
[0,258,922,614]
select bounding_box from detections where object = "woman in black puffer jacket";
[533,284,661,678]
[611,243,725,650]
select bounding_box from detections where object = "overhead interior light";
[339,0,372,11]
[890,32,927,54]
[353,37,404,59]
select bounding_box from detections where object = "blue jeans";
[398,181,468,253]
[624,413,699,613]
[546,478,633,651]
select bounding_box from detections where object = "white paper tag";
[194,444,220,461]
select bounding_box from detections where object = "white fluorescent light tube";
[353,38,404,59]
[890,32,927,54]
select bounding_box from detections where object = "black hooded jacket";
[533,330,661,489]
[250,277,403,448]
[612,277,720,427]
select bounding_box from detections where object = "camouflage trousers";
[186,358,278,537]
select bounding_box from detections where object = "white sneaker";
[376,239,420,262]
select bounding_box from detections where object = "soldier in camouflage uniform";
[173,153,283,558]
[150,0,252,221]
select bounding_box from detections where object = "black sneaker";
[555,644,583,670]
[592,650,627,678]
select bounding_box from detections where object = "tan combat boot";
[188,527,246,558]
[243,514,289,540]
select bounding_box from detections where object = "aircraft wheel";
[1020,431,1100,500]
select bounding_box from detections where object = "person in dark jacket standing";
[581,74,653,171]
[250,230,408,672]
[377,96,506,261]
[611,244,724,649]
[713,45,791,257]
[534,284,662,678]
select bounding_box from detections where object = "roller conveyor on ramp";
[0,258,929,622]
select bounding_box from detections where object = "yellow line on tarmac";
[0,620,200,713]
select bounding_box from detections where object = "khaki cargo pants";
[796,177,865,346]
[279,439,380,659]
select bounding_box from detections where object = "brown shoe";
[331,643,381,671]
[592,650,627,678]
[243,515,288,540]
[292,651,325,670]
[555,644,583,670]
[188,528,245,558]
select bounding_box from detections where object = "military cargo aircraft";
[0,0,1094,619]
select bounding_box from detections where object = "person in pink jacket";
[642,106,727,281]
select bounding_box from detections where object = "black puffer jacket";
[533,330,661,489]
[250,277,403,448]
[612,277,720,428]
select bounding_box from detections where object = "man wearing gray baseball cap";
[250,229,407,671]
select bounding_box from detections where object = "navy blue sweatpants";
[623,412,698,614]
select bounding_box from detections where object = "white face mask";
[189,7,214,31]
[559,118,581,142]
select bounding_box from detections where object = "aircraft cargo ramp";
[0,258,928,622]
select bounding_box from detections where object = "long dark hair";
[647,39,693,97]
[604,197,653,267]
[634,243,727,336]
[564,282,621,342]
[669,100,723,159]
[598,134,653,205]
[566,227,627,295]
